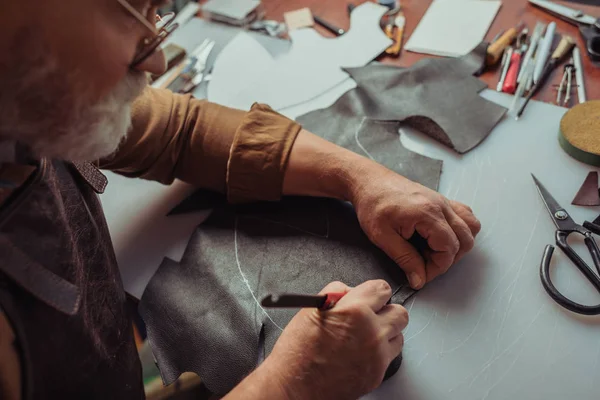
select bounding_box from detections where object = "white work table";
[100,20,600,400]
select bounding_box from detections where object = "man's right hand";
[264,280,408,400]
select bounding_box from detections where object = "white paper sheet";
[207,2,392,111]
[405,0,502,57]
[207,33,276,106]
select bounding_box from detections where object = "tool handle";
[487,25,520,66]
[551,35,576,61]
[321,292,347,310]
[384,23,394,40]
[385,20,405,56]
[313,16,345,36]
[502,51,521,94]
[540,244,600,315]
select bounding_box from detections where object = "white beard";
[24,72,148,162]
[0,36,148,162]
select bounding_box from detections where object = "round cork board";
[559,101,600,166]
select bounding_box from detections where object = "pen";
[533,22,556,84]
[261,292,347,310]
[313,15,345,36]
[516,35,575,119]
[572,46,587,103]
[518,22,545,84]
[497,47,513,91]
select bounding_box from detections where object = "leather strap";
[0,236,80,315]
[71,162,108,194]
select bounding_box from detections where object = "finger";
[377,304,409,340]
[443,207,475,264]
[373,226,426,290]
[417,216,459,273]
[338,280,392,312]
[318,281,351,296]
[415,204,460,253]
[450,200,482,236]
[387,334,405,361]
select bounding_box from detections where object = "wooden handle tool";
[487,23,524,66]
[385,13,405,56]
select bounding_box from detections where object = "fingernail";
[409,273,423,289]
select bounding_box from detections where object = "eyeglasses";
[116,0,180,68]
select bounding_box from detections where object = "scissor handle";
[539,231,600,315]
[580,26,600,62]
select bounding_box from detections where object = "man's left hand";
[349,162,481,290]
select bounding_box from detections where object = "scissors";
[532,174,600,315]
[529,0,600,63]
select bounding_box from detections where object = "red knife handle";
[502,51,521,94]
[321,292,347,310]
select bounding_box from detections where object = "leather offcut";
[330,42,507,154]
[140,197,415,395]
[141,119,441,394]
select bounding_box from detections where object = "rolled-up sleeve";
[99,88,302,203]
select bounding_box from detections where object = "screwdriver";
[515,35,576,119]
[502,28,529,94]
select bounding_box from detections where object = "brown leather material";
[71,161,108,194]
[0,159,144,399]
[0,236,80,315]
[572,171,600,206]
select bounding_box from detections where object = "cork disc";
[559,101,600,166]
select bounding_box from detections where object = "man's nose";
[134,49,168,76]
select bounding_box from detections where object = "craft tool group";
[486,0,599,118]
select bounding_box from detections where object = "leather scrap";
[140,197,415,395]
[338,42,506,154]
[572,171,600,206]
[142,119,440,393]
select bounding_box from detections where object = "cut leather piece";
[571,171,600,206]
[140,197,415,395]
[340,43,506,154]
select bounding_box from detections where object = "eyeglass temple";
[116,0,158,33]
[131,22,179,67]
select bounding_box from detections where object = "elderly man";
[0,1,480,399]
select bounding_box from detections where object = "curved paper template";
[207,2,392,110]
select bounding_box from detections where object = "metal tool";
[516,35,576,119]
[531,175,600,315]
[261,292,346,310]
[509,57,536,114]
[497,47,513,91]
[529,0,600,63]
[385,12,406,56]
[533,22,556,84]
[167,39,215,94]
[557,58,575,106]
[518,22,545,84]
[487,22,524,66]
[573,46,587,103]
[503,29,529,94]
[314,15,345,36]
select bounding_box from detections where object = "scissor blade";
[529,0,597,26]
[531,174,577,230]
